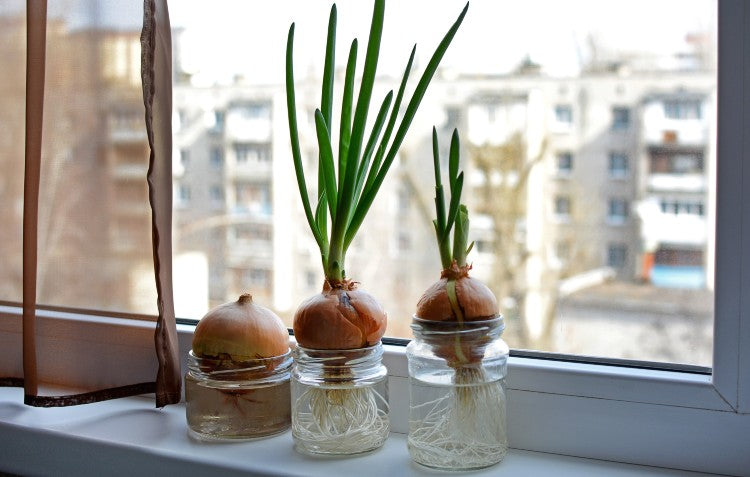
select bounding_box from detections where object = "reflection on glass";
[167,0,716,367]
[0,1,715,366]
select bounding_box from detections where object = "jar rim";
[189,348,291,365]
[410,315,505,336]
[411,314,504,326]
[293,342,382,354]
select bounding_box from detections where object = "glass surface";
[291,345,389,455]
[407,317,509,470]
[162,0,716,367]
[0,1,156,314]
[185,350,292,440]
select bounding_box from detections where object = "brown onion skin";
[416,265,498,322]
[293,280,387,350]
[415,264,499,366]
[192,294,289,361]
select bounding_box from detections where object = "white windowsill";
[0,387,716,477]
[1,309,748,475]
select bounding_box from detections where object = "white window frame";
[0,2,748,475]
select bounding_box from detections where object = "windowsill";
[0,387,714,477]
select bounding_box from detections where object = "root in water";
[408,367,507,469]
[293,386,389,454]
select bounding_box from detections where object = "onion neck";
[325,239,345,282]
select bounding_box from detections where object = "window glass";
[168,0,716,367]
[611,106,631,130]
[0,1,157,314]
[556,152,574,175]
[608,152,629,178]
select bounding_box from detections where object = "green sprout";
[432,127,473,271]
[286,0,469,283]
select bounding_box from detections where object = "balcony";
[225,116,272,142]
[647,173,706,192]
[642,102,708,146]
[640,212,707,247]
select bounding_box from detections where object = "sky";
[0,0,716,85]
[168,0,716,86]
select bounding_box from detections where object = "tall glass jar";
[291,343,389,455]
[406,316,509,470]
[185,350,292,440]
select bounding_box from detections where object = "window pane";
[0,5,26,303]
[0,1,157,315]
[170,0,716,367]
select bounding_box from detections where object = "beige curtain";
[0,0,180,407]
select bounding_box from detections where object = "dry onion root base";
[408,366,507,469]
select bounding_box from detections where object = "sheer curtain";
[0,0,180,407]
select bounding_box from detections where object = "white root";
[408,367,507,469]
[293,386,389,454]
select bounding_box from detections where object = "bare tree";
[469,133,560,349]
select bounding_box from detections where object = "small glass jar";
[291,343,389,455]
[406,316,509,470]
[185,350,292,440]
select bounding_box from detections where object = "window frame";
[1,1,748,475]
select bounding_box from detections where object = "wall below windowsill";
[0,387,715,477]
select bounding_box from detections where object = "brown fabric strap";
[0,378,25,388]
[22,0,47,400]
[141,0,181,407]
[24,382,157,407]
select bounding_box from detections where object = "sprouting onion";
[409,128,507,469]
[286,0,469,455]
[416,128,498,329]
[286,0,469,350]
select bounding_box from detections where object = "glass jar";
[291,343,389,455]
[185,350,292,440]
[406,316,509,470]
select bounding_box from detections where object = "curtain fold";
[142,0,181,407]
[1,0,181,408]
[21,0,46,403]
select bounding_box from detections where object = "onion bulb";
[293,280,387,350]
[192,293,289,361]
[416,262,498,322]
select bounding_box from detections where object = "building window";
[475,239,491,254]
[611,107,630,130]
[235,143,271,163]
[445,106,461,128]
[554,104,573,125]
[235,182,271,215]
[209,185,224,202]
[556,152,573,175]
[305,270,317,289]
[664,100,702,120]
[554,195,571,219]
[176,184,191,205]
[396,231,411,253]
[556,240,570,262]
[607,243,627,268]
[649,151,704,174]
[239,103,271,120]
[659,199,705,216]
[486,103,497,123]
[179,149,190,168]
[608,152,629,178]
[396,187,411,215]
[210,147,224,168]
[607,198,629,224]
[213,110,225,132]
[243,268,270,288]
